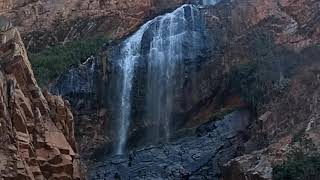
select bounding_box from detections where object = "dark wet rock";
[88,110,251,179]
[49,55,112,163]
[50,56,97,96]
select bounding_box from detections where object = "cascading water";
[145,5,204,141]
[112,22,153,155]
[111,4,206,154]
[201,0,221,5]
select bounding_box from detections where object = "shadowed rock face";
[0,18,81,180]
[0,16,12,32]
[88,110,251,180]
[222,57,320,180]
[50,56,97,97]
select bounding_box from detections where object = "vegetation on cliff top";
[273,151,320,180]
[274,128,320,180]
[29,36,108,86]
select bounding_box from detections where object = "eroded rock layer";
[0,0,185,51]
[0,18,80,180]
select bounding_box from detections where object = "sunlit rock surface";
[0,16,81,180]
[0,0,184,51]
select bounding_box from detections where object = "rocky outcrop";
[223,58,320,180]
[89,110,251,180]
[0,0,184,52]
[49,54,110,163]
[0,16,80,180]
[222,136,292,180]
[202,0,320,179]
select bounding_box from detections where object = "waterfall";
[201,0,221,5]
[111,4,206,154]
[145,5,204,141]
[112,22,153,155]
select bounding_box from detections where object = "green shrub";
[273,152,320,180]
[29,36,108,86]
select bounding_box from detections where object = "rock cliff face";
[210,0,319,49]
[49,0,320,179]
[48,0,319,179]
[0,17,80,180]
[222,50,320,180]
[204,0,320,179]
[49,56,106,162]
[0,0,184,52]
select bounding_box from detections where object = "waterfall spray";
[112,4,206,154]
[113,22,153,155]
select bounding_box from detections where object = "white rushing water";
[114,22,152,155]
[113,4,205,154]
[202,0,221,5]
[145,5,203,141]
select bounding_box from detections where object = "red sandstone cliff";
[207,0,319,50]
[203,0,320,179]
[0,0,184,51]
[0,17,81,180]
